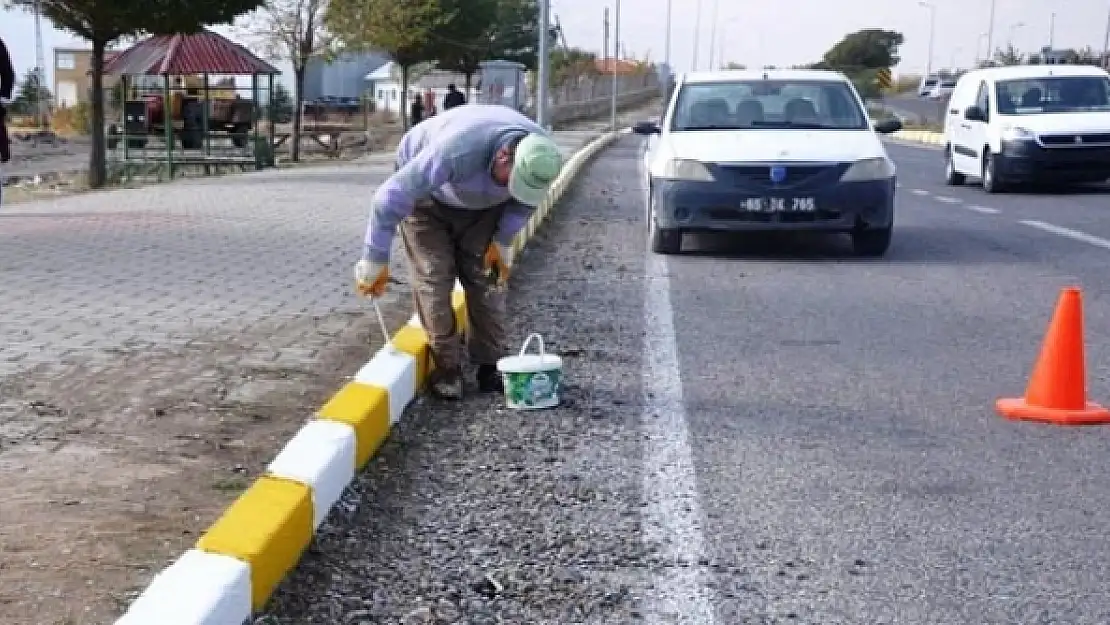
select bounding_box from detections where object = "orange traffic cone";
[996,286,1110,425]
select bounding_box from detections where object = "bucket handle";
[519,333,547,358]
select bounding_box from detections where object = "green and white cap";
[508,133,564,207]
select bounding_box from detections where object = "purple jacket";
[363,104,549,263]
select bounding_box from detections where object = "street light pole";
[1008,22,1025,50]
[536,0,551,129]
[974,32,988,65]
[692,0,702,70]
[1049,12,1056,49]
[1103,5,1110,62]
[986,0,998,64]
[919,1,936,77]
[664,0,672,66]
[707,0,719,69]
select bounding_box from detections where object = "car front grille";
[1037,132,1110,147]
[714,163,846,191]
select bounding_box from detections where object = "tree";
[991,45,1024,66]
[722,62,746,70]
[821,29,904,72]
[10,69,52,117]
[327,0,449,129]
[433,0,541,94]
[239,0,334,161]
[432,0,498,93]
[549,47,596,87]
[269,80,295,122]
[7,0,264,188]
[487,0,540,69]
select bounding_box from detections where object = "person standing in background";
[409,93,425,128]
[0,35,16,205]
[423,88,437,117]
[443,83,466,110]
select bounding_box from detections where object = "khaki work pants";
[399,198,507,374]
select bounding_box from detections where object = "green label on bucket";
[505,369,561,408]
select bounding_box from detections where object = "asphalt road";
[261,136,1110,624]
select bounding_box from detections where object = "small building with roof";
[103,29,282,174]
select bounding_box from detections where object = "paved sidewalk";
[0,104,658,625]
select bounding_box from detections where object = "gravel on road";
[259,130,657,625]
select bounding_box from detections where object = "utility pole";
[32,0,47,130]
[603,8,610,64]
[610,0,620,131]
[537,0,551,129]
[692,0,702,70]
[664,0,672,66]
[1049,12,1056,49]
[986,0,998,64]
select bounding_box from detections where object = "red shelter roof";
[104,30,280,76]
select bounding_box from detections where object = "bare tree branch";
[236,0,335,161]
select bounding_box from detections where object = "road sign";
[876,67,893,90]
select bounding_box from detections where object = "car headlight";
[660,158,715,181]
[839,157,895,182]
[1000,126,1034,141]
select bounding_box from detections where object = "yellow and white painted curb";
[890,129,945,146]
[112,128,628,625]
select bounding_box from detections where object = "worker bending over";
[355,104,564,399]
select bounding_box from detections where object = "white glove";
[354,258,389,297]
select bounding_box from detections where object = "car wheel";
[648,193,682,255]
[981,152,1005,193]
[944,147,965,186]
[851,226,892,257]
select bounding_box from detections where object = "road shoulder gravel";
[261,135,654,624]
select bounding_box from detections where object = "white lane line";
[910,188,930,196]
[966,204,1000,215]
[642,253,717,625]
[1020,220,1110,250]
[934,195,961,204]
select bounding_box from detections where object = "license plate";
[739,197,817,213]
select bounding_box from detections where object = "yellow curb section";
[195,475,314,610]
[317,381,392,469]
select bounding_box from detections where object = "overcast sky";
[2,0,1108,89]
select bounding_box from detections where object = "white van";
[941,64,1110,193]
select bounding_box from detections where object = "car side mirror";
[873,118,903,134]
[632,120,661,135]
[964,105,986,122]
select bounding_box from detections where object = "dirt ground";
[0,305,414,625]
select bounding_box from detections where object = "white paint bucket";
[496,333,563,410]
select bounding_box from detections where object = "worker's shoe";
[476,364,503,394]
[428,369,464,400]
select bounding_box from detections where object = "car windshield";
[995,76,1110,114]
[669,79,868,131]
[923,78,938,87]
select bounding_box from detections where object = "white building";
[366,62,407,113]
